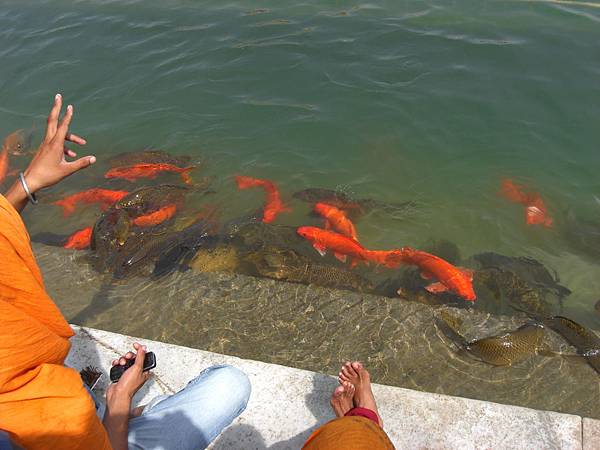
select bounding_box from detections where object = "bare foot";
[330,381,355,418]
[338,361,382,427]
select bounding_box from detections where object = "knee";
[205,365,251,411]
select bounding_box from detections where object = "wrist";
[106,386,133,411]
[22,169,41,194]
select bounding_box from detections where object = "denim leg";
[128,365,251,450]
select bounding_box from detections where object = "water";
[2,0,600,414]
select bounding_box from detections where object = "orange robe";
[303,416,395,450]
[0,194,111,449]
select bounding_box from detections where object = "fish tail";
[181,167,194,185]
[500,178,530,204]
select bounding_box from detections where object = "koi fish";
[398,247,476,301]
[3,129,32,156]
[314,202,358,241]
[500,179,553,228]
[296,226,402,269]
[53,188,130,217]
[105,163,194,185]
[64,227,93,250]
[132,204,177,227]
[235,175,291,223]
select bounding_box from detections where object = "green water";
[2,3,600,322]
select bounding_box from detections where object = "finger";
[119,357,128,365]
[64,155,96,175]
[54,104,73,144]
[44,94,62,141]
[112,359,119,366]
[134,345,146,370]
[66,133,86,145]
[124,351,135,360]
[64,147,77,158]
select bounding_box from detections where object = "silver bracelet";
[19,172,38,205]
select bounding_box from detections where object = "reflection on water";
[2,0,600,419]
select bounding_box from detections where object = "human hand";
[23,93,96,193]
[106,343,151,402]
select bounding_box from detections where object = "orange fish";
[132,204,177,227]
[0,147,8,185]
[314,202,358,241]
[235,175,291,223]
[105,163,194,185]
[297,226,402,268]
[64,227,93,250]
[500,179,553,228]
[398,247,476,301]
[53,188,130,217]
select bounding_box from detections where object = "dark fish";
[474,252,571,298]
[436,312,547,366]
[31,232,70,247]
[475,268,552,316]
[152,221,217,277]
[563,211,600,262]
[107,149,192,168]
[115,184,188,216]
[90,208,131,272]
[3,128,33,156]
[293,188,416,217]
[246,247,375,293]
[543,316,600,375]
[115,230,175,278]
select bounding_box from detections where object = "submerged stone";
[34,243,600,419]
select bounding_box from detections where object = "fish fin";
[349,258,359,269]
[181,167,194,185]
[324,220,331,230]
[334,252,347,263]
[313,243,327,257]
[458,267,474,281]
[420,271,435,280]
[425,282,449,294]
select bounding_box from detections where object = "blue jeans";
[114,365,250,450]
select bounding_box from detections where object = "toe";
[352,361,363,371]
[347,362,359,378]
[346,382,356,396]
[333,385,344,398]
[341,366,353,380]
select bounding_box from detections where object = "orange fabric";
[303,416,395,450]
[0,194,111,449]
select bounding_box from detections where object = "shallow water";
[2,0,600,415]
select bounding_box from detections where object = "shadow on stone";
[210,423,268,449]
[269,373,338,449]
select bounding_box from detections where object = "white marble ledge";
[67,325,589,450]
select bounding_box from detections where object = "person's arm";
[103,343,151,450]
[4,93,96,213]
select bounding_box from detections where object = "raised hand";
[24,93,95,193]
